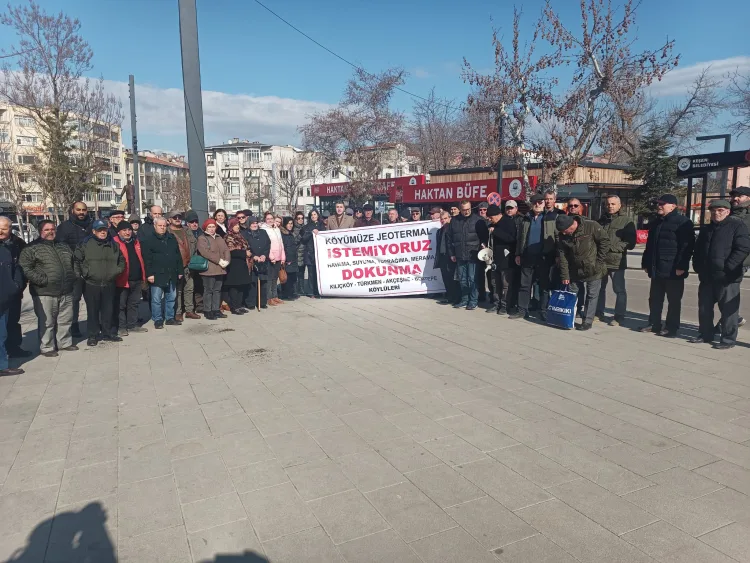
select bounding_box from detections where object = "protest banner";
[314,220,445,297]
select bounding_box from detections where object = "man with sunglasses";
[185,211,204,314]
[410,208,422,222]
[511,193,558,320]
[596,195,636,326]
[639,194,695,337]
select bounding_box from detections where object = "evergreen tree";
[628,130,678,216]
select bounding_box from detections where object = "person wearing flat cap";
[639,193,695,337]
[716,185,750,331]
[355,203,380,227]
[487,203,522,315]
[689,200,750,349]
[555,213,610,330]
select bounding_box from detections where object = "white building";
[124,149,190,215]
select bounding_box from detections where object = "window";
[207,170,215,178]
[83,190,95,201]
[332,168,339,179]
[231,202,241,211]
[98,174,112,187]
[16,136,37,146]
[396,167,403,177]
[408,163,418,173]
[229,182,240,195]
[307,169,313,178]
[208,183,216,193]
[209,200,217,212]
[225,152,238,163]
[0,151,10,162]
[306,187,311,197]
[23,192,42,202]
[114,179,122,188]
[93,124,109,138]
[17,155,36,165]
[18,173,29,183]
[263,152,272,161]
[278,170,289,179]
[0,129,9,143]
[110,131,119,142]
[15,116,35,128]
[98,189,114,202]
[113,164,120,173]
[111,146,119,157]
[244,149,260,163]
[385,173,392,179]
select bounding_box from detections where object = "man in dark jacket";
[138,205,163,240]
[19,220,78,357]
[56,201,91,337]
[384,209,400,225]
[640,193,695,337]
[107,210,125,239]
[556,214,610,330]
[140,217,183,329]
[168,210,197,321]
[488,202,522,314]
[246,216,272,308]
[511,194,558,320]
[114,221,148,336]
[689,200,750,349]
[355,204,381,227]
[0,216,25,375]
[435,210,459,305]
[73,220,125,346]
[726,186,750,329]
[445,200,489,310]
[185,210,204,313]
[596,195,636,326]
[293,211,306,295]
[1,224,29,359]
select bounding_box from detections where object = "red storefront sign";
[391,176,537,204]
[311,175,425,197]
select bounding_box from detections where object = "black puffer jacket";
[246,228,271,281]
[140,232,183,288]
[73,235,125,286]
[19,239,76,297]
[434,225,450,268]
[446,213,488,262]
[280,228,299,274]
[300,219,326,266]
[693,216,750,283]
[641,209,695,280]
[731,202,750,267]
[0,239,23,316]
[56,215,92,250]
[490,215,521,270]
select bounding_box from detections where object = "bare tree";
[0,0,123,212]
[533,0,678,188]
[274,151,322,213]
[0,141,31,232]
[300,67,405,202]
[160,174,191,213]
[726,70,750,139]
[464,8,559,192]
[408,88,462,171]
[456,92,496,168]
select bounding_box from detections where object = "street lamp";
[696,134,731,198]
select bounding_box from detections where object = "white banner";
[313,220,446,297]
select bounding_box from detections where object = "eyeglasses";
[236,215,246,220]
[569,204,581,208]
[533,201,544,205]
[187,220,199,224]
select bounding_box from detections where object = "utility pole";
[178,0,209,220]
[496,113,505,192]
[128,75,140,215]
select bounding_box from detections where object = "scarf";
[225,231,248,251]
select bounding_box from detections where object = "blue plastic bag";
[546,286,578,330]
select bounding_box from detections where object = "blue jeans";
[150,282,176,322]
[456,260,478,307]
[0,311,8,370]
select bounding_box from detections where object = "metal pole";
[128,75,140,215]
[178,0,209,221]
[720,136,731,199]
[699,173,708,226]
[732,167,738,190]
[685,177,693,222]
[496,113,504,194]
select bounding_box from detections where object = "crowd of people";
[434,187,750,350]
[1,186,749,375]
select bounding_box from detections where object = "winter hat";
[657,194,678,205]
[184,210,199,223]
[116,220,132,232]
[555,214,576,231]
[128,214,142,224]
[399,208,411,220]
[92,220,108,230]
[478,202,489,209]
[486,204,502,217]
[202,218,217,231]
[345,208,354,216]
[505,200,518,208]
[530,193,544,203]
[708,199,731,209]
[730,186,750,197]
[363,204,374,211]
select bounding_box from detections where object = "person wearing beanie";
[445,200,489,310]
[475,202,492,303]
[690,199,750,349]
[128,214,142,237]
[113,220,148,336]
[555,213,610,331]
[354,203,380,227]
[487,203,521,314]
[197,218,231,319]
[399,208,411,222]
[639,193,695,337]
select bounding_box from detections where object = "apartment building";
[124,149,190,215]
[0,103,125,217]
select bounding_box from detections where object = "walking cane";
[256,276,261,312]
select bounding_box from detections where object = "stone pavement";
[1,294,750,563]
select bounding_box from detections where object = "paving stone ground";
[1,293,750,562]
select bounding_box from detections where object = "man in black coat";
[1,224,30,358]
[640,193,695,337]
[0,216,25,375]
[139,217,183,329]
[55,201,91,337]
[689,200,750,349]
[434,210,459,305]
[488,202,522,314]
[445,200,489,310]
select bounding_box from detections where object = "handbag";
[278,263,288,284]
[188,236,210,272]
[546,284,578,330]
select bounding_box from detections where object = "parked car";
[11,222,38,243]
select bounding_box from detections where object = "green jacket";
[19,239,76,297]
[140,231,183,288]
[557,216,610,282]
[597,211,637,270]
[74,236,125,286]
[516,211,558,257]
[731,202,750,267]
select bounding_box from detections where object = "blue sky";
[2,0,748,154]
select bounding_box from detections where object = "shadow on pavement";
[5,502,270,563]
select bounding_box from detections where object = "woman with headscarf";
[260,211,285,305]
[299,209,326,299]
[197,219,230,320]
[223,217,252,314]
[280,216,299,300]
[212,209,228,237]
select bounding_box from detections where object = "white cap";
[505,200,518,208]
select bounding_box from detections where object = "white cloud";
[413,68,430,79]
[102,79,332,152]
[649,56,750,97]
